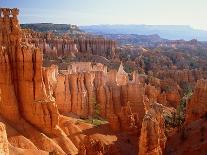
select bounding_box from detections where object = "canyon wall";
[2,7,207,155]
[0,8,147,155]
[185,79,207,124]
[22,29,116,59]
[52,62,145,121]
[0,123,9,155]
[139,103,166,155]
[156,69,207,85]
[0,8,79,155]
[165,79,207,155]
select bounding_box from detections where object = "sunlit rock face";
[21,29,116,59]
[0,8,145,154]
[0,7,59,135]
[3,7,207,155]
[0,8,79,155]
[156,69,207,86]
[0,123,9,155]
[52,61,146,123]
[74,38,116,59]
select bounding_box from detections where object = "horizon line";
[20,23,207,31]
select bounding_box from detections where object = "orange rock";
[108,114,120,132]
[78,135,119,155]
[156,69,207,85]
[55,74,72,113]
[0,8,79,155]
[145,84,160,103]
[165,89,180,108]
[0,122,9,155]
[74,38,116,59]
[139,103,166,155]
[185,79,207,125]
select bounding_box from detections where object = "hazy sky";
[1,0,207,30]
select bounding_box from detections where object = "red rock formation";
[160,79,181,108]
[156,69,207,86]
[166,120,207,155]
[108,114,120,132]
[21,30,79,57]
[139,103,166,155]
[53,62,146,122]
[74,38,116,59]
[122,83,145,121]
[185,79,207,124]
[0,123,9,155]
[0,8,79,155]
[165,80,207,155]
[55,74,72,113]
[145,84,160,103]
[79,135,119,155]
[21,29,116,59]
[118,104,138,133]
[5,7,206,155]
[79,136,105,155]
[1,8,59,135]
[116,63,128,85]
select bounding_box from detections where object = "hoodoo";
[0,6,207,155]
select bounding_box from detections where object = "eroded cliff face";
[21,29,116,59]
[0,123,9,155]
[74,38,116,59]
[0,7,60,135]
[156,69,207,86]
[139,103,166,155]
[78,135,119,155]
[2,7,207,155]
[165,79,207,155]
[0,8,144,155]
[185,79,207,124]
[52,62,146,123]
[50,62,176,155]
[0,8,78,155]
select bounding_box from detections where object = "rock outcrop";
[156,69,207,86]
[139,103,166,155]
[185,79,207,124]
[0,8,79,155]
[51,62,146,122]
[0,8,148,155]
[165,79,207,155]
[4,6,207,155]
[74,38,116,59]
[21,29,116,59]
[0,123,9,155]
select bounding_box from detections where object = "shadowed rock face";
[185,79,207,124]
[74,38,116,59]
[139,103,166,155]
[164,80,207,155]
[156,69,207,86]
[21,29,116,59]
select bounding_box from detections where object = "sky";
[1,0,207,30]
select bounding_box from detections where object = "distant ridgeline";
[80,25,207,41]
[21,23,83,34]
